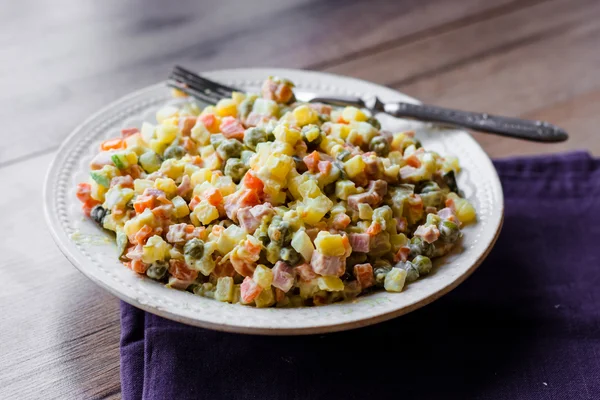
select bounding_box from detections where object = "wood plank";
[0,0,518,164]
[326,0,600,157]
[0,153,121,400]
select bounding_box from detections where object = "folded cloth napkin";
[120,151,600,400]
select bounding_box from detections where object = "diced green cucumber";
[139,151,162,173]
[111,153,129,170]
[90,171,110,187]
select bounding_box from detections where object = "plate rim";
[43,67,504,335]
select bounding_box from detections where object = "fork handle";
[384,102,568,142]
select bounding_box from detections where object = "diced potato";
[191,168,213,186]
[291,229,314,261]
[273,124,302,144]
[190,200,219,225]
[342,106,368,122]
[254,287,276,308]
[344,155,365,178]
[141,122,156,142]
[149,138,169,155]
[384,268,407,292]
[211,175,236,196]
[317,276,344,292]
[252,98,279,117]
[159,159,185,180]
[298,179,322,199]
[103,187,134,210]
[156,124,178,144]
[172,196,190,218]
[263,154,293,181]
[335,180,358,200]
[215,277,234,302]
[292,105,319,126]
[384,163,400,179]
[215,98,238,117]
[134,179,153,195]
[90,180,107,202]
[329,123,352,140]
[358,203,373,220]
[297,195,333,225]
[217,224,247,254]
[154,178,178,198]
[298,279,320,299]
[314,231,346,257]
[231,92,246,104]
[142,235,172,264]
[190,122,211,146]
[253,264,274,289]
[156,106,179,123]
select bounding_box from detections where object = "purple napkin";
[120,151,600,400]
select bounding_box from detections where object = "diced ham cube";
[414,224,440,243]
[271,261,295,293]
[348,233,370,253]
[241,276,263,303]
[332,213,351,230]
[308,103,332,115]
[311,251,346,277]
[177,175,192,198]
[220,116,245,140]
[125,244,143,260]
[354,263,375,289]
[110,175,134,189]
[121,127,139,138]
[166,223,188,243]
[347,180,388,210]
[438,207,458,222]
[237,203,274,233]
[294,263,318,282]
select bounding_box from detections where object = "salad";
[76,77,476,307]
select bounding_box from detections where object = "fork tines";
[168,65,240,104]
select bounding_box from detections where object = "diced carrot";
[189,155,202,165]
[76,183,92,203]
[241,276,262,303]
[198,113,220,133]
[238,189,260,208]
[168,259,198,281]
[243,171,264,193]
[332,213,351,230]
[189,195,201,211]
[275,288,285,303]
[213,260,236,278]
[121,128,139,138]
[366,221,382,236]
[394,246,411,263]
[134,194,154,214]
[354,263,375,289]
[303,151,320,173]
[317,160,332,175]
[82,199,99,217]
[131,259,149,274]
[204,187,223,207]
[405,153,421,168]
[100,138,124,151]
[134,225,153,245]
[179,116,197,136]
[181,136,196,154]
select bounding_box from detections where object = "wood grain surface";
[0,0,597,398]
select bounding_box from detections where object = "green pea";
[164,144,185,159]
[369,136,390,156]
[397,261,419,283]
[243,127,268,150]
[224,158,249,183]
[184,238,205,259]
[146,261,168,280]
[374,266,392,287]
[367,116,381,130]
[268,218,292,245]
[439,220,460,243]
[217,139,243,161]
[210,133,225,148]
[280,247,300,266]
[409,236,435,258]
[412,255,432,275]
[266,242,281,264]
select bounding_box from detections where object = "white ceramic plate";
[44,68,503,335]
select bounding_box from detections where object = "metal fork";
[168,65,568,143]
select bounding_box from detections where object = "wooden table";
[1,0,598,398]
